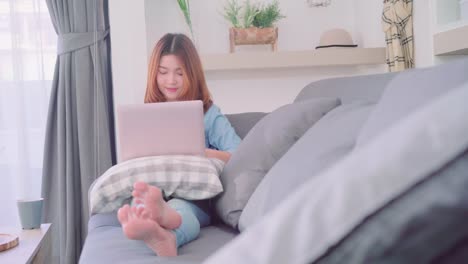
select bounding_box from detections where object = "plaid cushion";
[89,155,225,215]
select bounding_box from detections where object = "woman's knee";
[167,198,211,227]
[173,206,201,246]
[167,198,192,212]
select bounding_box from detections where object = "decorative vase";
[229,27,278,53]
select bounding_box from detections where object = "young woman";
[117,33,241,256]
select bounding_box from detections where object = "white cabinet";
[432,0,468,55]
[434,0,461,26]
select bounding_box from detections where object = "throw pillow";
[226,112,268,139]
[89,155,224,215]
[356,57,468,146]
[203,81,468,264]
[215,98,341,228]
[314,148,468,264]
[239,101,374,231]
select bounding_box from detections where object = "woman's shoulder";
[205,104,229,128]
[205,104,222,117]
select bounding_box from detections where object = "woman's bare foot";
[132,181,182,229]
[117,204,177,256]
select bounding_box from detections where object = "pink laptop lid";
[117,100,205,163]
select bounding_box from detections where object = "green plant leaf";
[252,0,285,28]
[242,0,259,28]
[222,0,241,28]
[222,0,285,29]
[177,0,194,38]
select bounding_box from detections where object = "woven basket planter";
[229,27,278,53]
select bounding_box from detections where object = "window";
[0,0,56,226]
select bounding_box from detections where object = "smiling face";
[156,54,185,102]
[145,33,213,112]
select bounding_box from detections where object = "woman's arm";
[205,148,231,163]
[205,105,241,162]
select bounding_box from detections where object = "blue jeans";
[167,199,211,248]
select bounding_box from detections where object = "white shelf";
[201,48,387,71]
[433,25,468,55]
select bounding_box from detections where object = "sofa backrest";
[226,72,397,139]
[294,71,398,104]
[226,112,267,139]
[356,57,468,146]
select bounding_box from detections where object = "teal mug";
[17,198,43,229]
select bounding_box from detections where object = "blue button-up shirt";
[204,104,241,153]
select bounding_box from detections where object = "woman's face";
[157,54,184,101]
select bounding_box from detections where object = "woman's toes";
[117,205,130,223]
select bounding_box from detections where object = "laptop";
[116,100,205,163]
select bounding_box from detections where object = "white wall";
[146,0,358,54]
[109,0,149,160]
[414,0,436,67]
[353,0,386,48]
[109,0,148,106]
[137,0,387,113]
[110,0,463,115]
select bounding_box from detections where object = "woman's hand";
[205,149,231,163]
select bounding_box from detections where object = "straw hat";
[316,28,357,49]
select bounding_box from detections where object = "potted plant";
[223,0,285,52]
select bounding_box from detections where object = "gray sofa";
[79,58,468,264]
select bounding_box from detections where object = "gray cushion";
[80,213,237,264]
[226,112,268,139]
[203,81,468,264]
[313,148,468,264]
[357,57,468,146]
[238,101,374,231]
[215,98,341,228]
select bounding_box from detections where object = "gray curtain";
[42,0,115,263]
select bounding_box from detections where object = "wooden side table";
[0,223,52,264]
